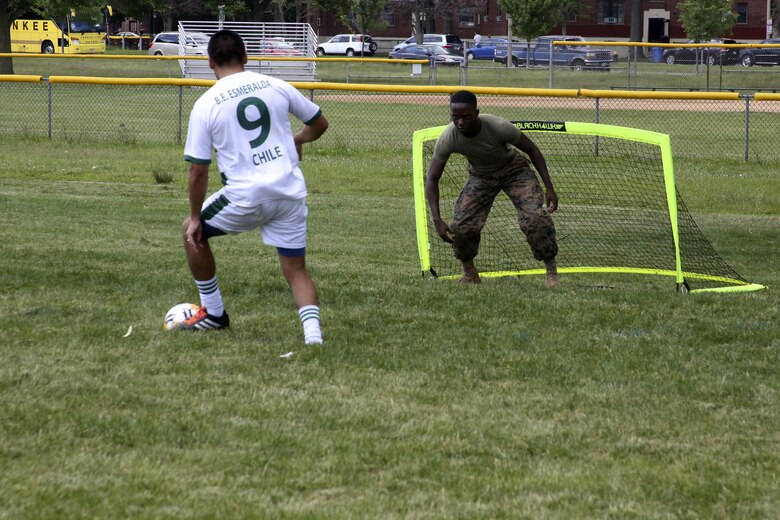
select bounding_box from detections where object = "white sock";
[196,276,225,317]
[298,305,322,345]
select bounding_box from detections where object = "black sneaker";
[177,307,230,331]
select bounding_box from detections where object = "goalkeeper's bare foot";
[544,258,560,287]
[458,273,481,284]
[458,265,481,284]
[545,273,561,288]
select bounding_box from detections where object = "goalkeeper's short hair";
[450,90,477,106]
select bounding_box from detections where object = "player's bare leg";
[180,218,229,330]
[459,260,481,284]
[279,254,322,344]
[545,258,560,287]
[183,223,216,281]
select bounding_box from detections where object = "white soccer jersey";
[184,70,322,206]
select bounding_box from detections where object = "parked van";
[148,31,210,56]
[11,18,106,54]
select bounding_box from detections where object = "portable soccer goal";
[412,121,765,294]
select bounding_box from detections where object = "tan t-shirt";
[432,114,526,176]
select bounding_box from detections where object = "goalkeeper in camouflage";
[425,90,560,286]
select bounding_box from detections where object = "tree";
[1,0,12,73]
[676,0,737,42]
[202,0,248,22]
[629,0,642,41]
[387,0,434,43]
[311,0,387,54]
[557,0,588,36]
[340,0,388,54]
[387,0,484,42]
[499,0,558,66]
[2,0,112,73]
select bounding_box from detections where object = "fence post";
[548,44,554,89]
[594,97,600,157]
[47,80,52,139]
[463,42,468,86]
[178,85,183,144]
[744,95,750,161]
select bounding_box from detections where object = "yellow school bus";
[11,15,106,54]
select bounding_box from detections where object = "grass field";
[0,122,778,518]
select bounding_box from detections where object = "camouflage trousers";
[451,153,558,263]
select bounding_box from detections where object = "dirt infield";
[315,93,780,113]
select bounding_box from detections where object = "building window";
[736,3,748,24]
[459,8,475,27]
[379,10,395,27]
[597,0,624,24]
[568,12,577,23]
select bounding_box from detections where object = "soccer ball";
[163,303,199,330]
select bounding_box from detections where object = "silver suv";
[393,34,464,55]
[148,31,210,56]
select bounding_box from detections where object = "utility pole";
[506,14,513,67]
[767,0,773,38]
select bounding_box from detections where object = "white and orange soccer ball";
[163,303,199,330]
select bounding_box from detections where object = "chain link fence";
[5,42,780,91]
[0,74,778,165]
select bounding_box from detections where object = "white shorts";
[201,190,308,250]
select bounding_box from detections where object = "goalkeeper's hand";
[546,188,559,213]
[434,219,454,243]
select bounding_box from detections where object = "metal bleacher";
[176,20,318,81]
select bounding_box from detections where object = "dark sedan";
[738,39,780,67]
[389,44,465,66]
[662,39,739,66]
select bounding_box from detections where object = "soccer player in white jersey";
[177,29,329,345]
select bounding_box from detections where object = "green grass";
[1,133,778,518]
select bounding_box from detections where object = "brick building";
[311,0,772,43]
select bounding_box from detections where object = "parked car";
[114,31,139,39]
[252,39,303,57]
[148,31,210,56]
[393,34,464,55]
[662,39,739,66]
[738,38,780,67]
[466,37,520,60]
[316,34,377,56]
[389,44,465,66]
[716,39,741,65]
